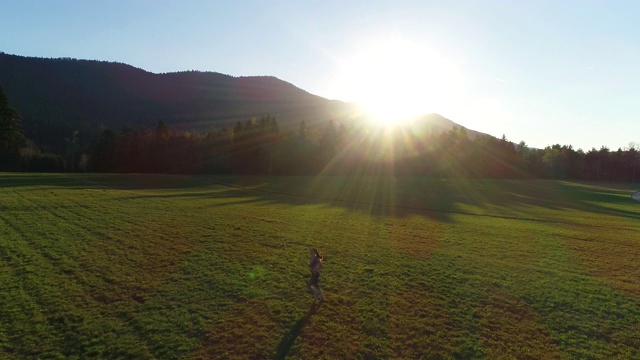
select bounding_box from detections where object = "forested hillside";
[1,52,639,181]
[0,52,356,152]
[82,116,640,182]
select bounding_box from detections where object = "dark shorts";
[309,272,320,288]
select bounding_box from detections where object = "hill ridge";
[0,52,483,151]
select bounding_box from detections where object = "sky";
[1,0,639,151]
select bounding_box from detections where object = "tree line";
[2,86,639,181]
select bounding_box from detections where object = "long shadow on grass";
[141,177,640,224]
[133,176,472,222]
[555,181,640,220]
[275,301,322,360]
[0,173,211,190]
[0,174,100,189]
[8,173,639,223]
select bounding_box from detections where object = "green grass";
[0,173,639,359]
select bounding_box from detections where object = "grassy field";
[1,173,639,359]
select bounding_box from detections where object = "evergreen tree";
[89,127,116,172]
[0,86,26,170]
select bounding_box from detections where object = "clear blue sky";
[1,0,639,151]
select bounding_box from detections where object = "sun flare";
[339,37,463,126]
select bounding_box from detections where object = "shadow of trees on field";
[115,175,468,222]
[554,181,640,220]
[275,301,322,360]
[0,174,100,188]
[2,173,639,224]
[121,176,640,223]
[0,173,213,190]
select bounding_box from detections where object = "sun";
[338,37,463,126]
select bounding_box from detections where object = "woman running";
[307,247,325,301]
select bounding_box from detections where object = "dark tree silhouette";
[0,86,26,170]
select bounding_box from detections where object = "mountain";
[0,52,485,151]
[404,113,486,139]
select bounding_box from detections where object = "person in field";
[307,247,325,301]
